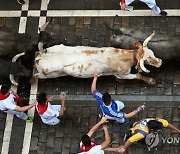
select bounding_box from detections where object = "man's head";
[102,92,111,106]
[1,84,11,95]
[147,120,163,130]
[81,134,91,146]
[37,92,47,105]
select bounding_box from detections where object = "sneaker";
[125,5,133,11]
[160,10,167,16]
[17,0,25,5]
[25,117,33,123]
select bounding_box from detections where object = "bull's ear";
[134,41,142,48]
[136,48,144,61]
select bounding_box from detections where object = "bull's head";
[139,31,162,73]
[38,19,54,53]
[10,52,31,86]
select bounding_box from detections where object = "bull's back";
[46,44,115,55]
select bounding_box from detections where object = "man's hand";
[102,125,108,131]
[136,105,145,113]
[59,92,66,102]
[93,71,100,79]
[117,146,126,153]
[120,2,125,10]
[31,100,38,106]
[100,116,108,124]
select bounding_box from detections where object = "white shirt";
[79,142,104,154]
[0,85,16,111]
[36,102,60,125]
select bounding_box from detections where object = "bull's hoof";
[148,78,156,85]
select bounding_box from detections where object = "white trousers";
[126,0,161,14]
[42,105,61,125]
[5,110,28,120]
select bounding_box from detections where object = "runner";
[117,118,180,153]
[91,71,145,124]
[36,91,66,125]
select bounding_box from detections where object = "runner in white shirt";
[0,84,36,122]
[36,91,66,125]
[79,116,123,154]
[79,117,110,154]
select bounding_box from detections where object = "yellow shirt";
[129,118,168,143]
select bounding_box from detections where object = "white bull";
[11,31,162,85]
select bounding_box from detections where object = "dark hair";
[81,134,91,146]
[37,92,47,105]
[1,84,11,95]
[102,92,111,106]
[147,120,163,130]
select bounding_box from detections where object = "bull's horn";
[39,18,52,32]
[10,52,25,86]
[9,74,18,86]
[140,59,150,73]
[38,42,44,52]
[143,30,155,47]
[12,52,25,62]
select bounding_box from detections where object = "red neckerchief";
[0,90,24,106]
[0,91,10,100]
[80,141,97,152]
[37,103,48,115]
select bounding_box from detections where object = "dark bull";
[0,20,55,85]
[0,19,55,58]
[0,57,31,82]
[109,25,180,61]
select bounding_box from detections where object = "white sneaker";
[125,5,133,11]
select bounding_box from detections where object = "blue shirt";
[92,89,125,123]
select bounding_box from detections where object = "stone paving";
[0,0,180,154]
[0,0,179,10]
[0,15,179,154]
[26,101,180,154]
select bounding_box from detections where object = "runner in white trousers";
[120,0,167,16]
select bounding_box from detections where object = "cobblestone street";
[27,101,179,154]
[0,0,179,154]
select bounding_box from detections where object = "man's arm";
[100,125,111,150]
[118,132,144,153]
[124,105,145,118]
[15,100,37,112]
[87,116,108,137]
[59,92,66,117]
[104,147,120,152]
[168,123,180,133]
[104,140,132,153]
[117,140,132,153]
[91,71,99,93]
